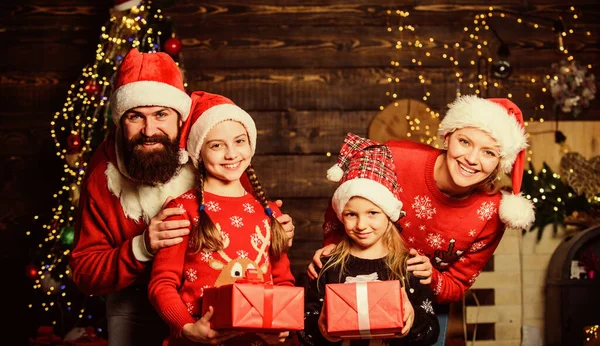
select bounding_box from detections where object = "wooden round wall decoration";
[368,98,443,148]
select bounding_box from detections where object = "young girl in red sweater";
[149,91,295,345]
[298,133,439,346]
[309,95,535,345]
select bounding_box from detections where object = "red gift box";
[325,280,404,339]
[201,270,304,332]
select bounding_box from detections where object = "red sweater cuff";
[162,305,196,338]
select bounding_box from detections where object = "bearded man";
[70,49,295,346]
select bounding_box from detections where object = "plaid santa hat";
[110,48,192,126]
[179,91,257,168]
[327,133,404,222]
[438,95,535,229]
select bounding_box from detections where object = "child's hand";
[407,248,433,284]
[181,306,240,344]
[274,199,295,248]
[257,331,289,344]
[307,244,336,279]
[318,304,341,343]
[399,287,415,337]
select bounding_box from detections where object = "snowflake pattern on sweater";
[323,141,506,303]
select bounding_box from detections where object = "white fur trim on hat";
[326,164,344,182]
[438,95,528,174]
[110,80,192,125]
[114,0,139,11]
[186,104,257,168]
[499,191,535,229]
[332,178,404,222]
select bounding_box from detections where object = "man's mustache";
[129,134,172,147]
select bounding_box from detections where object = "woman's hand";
[181,306,239,344]
[257,331,289,344]
[407,248,433,284]
[307,244,336,279]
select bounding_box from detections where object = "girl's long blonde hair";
[188,163,288,261]
[318,220,410,287]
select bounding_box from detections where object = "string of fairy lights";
[383,6,593,146]
[26,1,184,332]
[382,6,598,214]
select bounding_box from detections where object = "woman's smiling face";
[444,127,501,189]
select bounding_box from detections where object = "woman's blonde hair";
[318,220,410,288]
[188,164,288,261]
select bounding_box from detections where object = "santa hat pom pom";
[178,149,189,165]
[499,191,535,230]
[327,164,344,182]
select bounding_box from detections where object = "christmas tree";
[26,0,184,339]
[521,161,596,240]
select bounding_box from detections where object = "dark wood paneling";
[252,155,336,198]
[186,67,451,110]
[276,198,330,240]
[175,25,598,69]
[280,197,330,273]
[252,110,374,154]
[185,66,600,113]
[165,1,599,28]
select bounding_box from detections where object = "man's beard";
[122,132,181,186]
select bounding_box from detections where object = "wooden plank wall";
[1,0,599,343]
[162,0,600,276]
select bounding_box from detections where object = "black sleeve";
[295,267,341,346]
[392,276,440,345]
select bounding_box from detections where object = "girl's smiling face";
[201,120,252,187]
[342,197,390,253]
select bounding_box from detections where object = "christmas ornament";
[67,134,83,153]
[84,80,99,97]
[489,28,512,80]
[491,43,512,80]
[61,226,76,246]
[163,37,182,56]
[26,264,38,280]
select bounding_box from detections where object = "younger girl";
[149,91,295,345]
[298,133,439,346]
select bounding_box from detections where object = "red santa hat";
[327,133,404,222]
[113,0,139,11]
[110,49,192,125]
[179,91,257,168]
[438,95,535,229]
